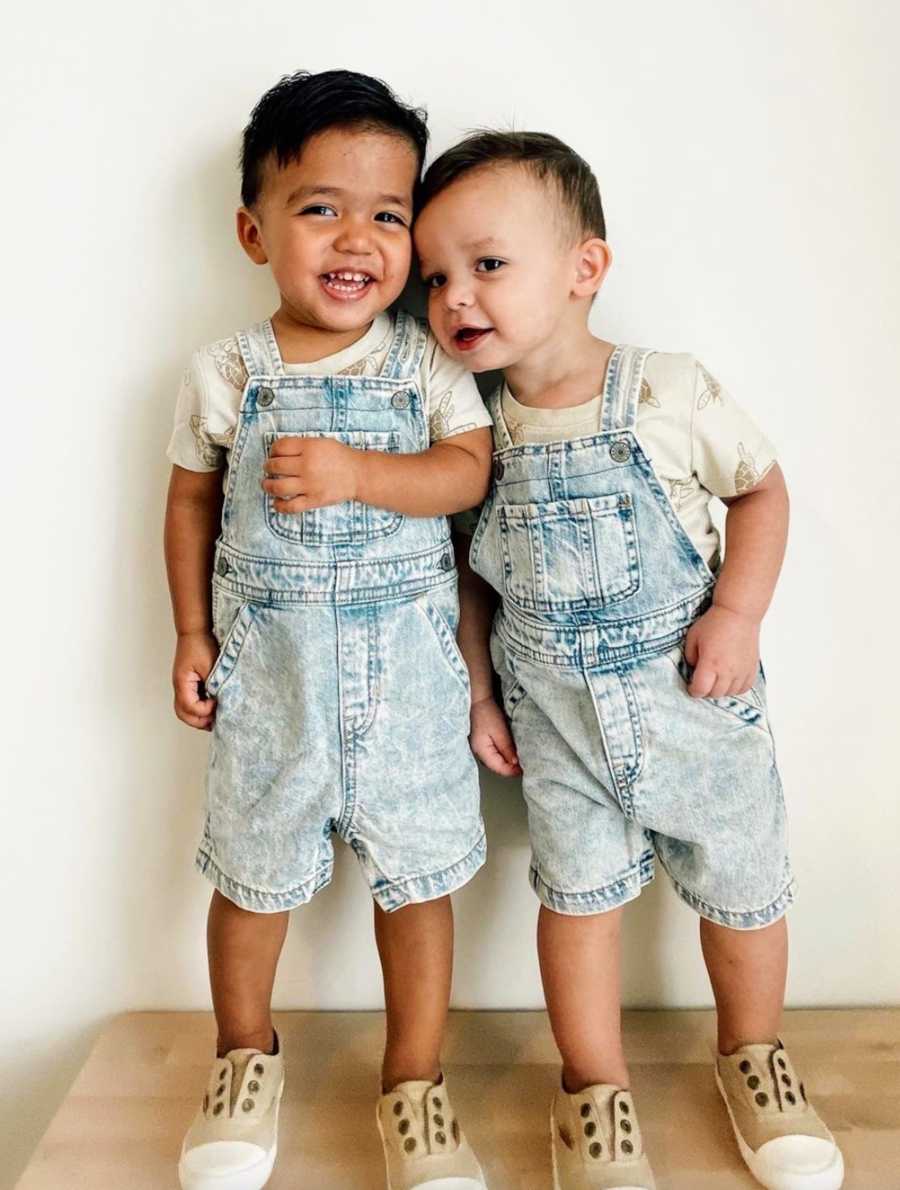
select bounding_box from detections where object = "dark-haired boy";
[414,132,844,1190]
[165,70,491,1190]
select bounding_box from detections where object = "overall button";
[391,390,411,410]
[493,458,505,481]
[610,440,631,463]
[257,387,275,407]
[438,553,454,571]
[216,556,231,578]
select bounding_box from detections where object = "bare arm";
[684,463,789,698]
[262,427,493,518]
[164,465,223,729]
[455,533,521,777]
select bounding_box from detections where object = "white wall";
[3,0,899,1182]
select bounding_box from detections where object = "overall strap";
[382,310,429,381]
[487,387,516,450]
[236,320,285,378]
[600,346,654,433]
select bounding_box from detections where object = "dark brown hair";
[419,130,605,241]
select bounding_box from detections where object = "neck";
[271,302,375,364]
[504,317,615,409]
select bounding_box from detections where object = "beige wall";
[3,0,899,1184]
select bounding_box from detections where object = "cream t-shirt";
[167,312,492,473]
[468,352,776,569]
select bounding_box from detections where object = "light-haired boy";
[414,131,844,1190]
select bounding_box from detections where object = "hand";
[262,436,362,513]
[470,697,522,777]
[173,631,219,730]
[683,605,760,699]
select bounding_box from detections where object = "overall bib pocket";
[498,493,641,613]
[263,430,404,545]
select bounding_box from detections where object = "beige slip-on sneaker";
[551,1083,656,1190]
[377,1075,487,1190]
[178,1039,284,1190]
[716,1041,844,1190]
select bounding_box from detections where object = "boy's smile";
[238,128,417,354]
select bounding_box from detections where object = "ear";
[572,237,612,298]
[237,207,269,265]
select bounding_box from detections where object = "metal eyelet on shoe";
[739,1060,752,1074]
[242,1099,254,1112]
[622,1139,634,1154]
[435,1131,446,1144]
[580,1104,591,1118]
[777,1057,787,1070]
[755,1092,769,1107]
[434,1114,444,1127]
[393,1102,404,1116]
[399,1119,410,1136]
[619,1101,630,1115]
[786,1091,796,1105]
[747,1075,760,1089]
[621,1119,632,1133]
[404,1138,416,1153]
[589,1142,602,1158]
[248,1079,260,1093]
[584,1122,596,1137]
[782,1075,792,1086]
[254,1063,265,1076]
[213,1103,224,1116]
[216,1085,225,1098]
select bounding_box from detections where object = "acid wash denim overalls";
[197,311,485,913]
[469,345,795,928]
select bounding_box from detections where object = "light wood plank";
[16,1010,900,1189]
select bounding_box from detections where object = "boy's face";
[414,165,584,372]
[238,128,417,331]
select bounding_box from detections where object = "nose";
[443,281,474,311]
[334,219,374,255]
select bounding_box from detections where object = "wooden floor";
[16,1010,900,1189]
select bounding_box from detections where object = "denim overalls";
[197,312,485,913]
[470,345,794,927]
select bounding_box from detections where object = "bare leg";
[207,889,290,1057]
[537,904,629,1091]
[375,896,454,1091]
[700,916,788,1054]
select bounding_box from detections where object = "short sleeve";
[690,360,777,497]
[166,353,226,472]
[421,334,492,443]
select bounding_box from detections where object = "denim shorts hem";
[666,866,797,930]
[371,831,487,913]
[529,850,656,915]
[195,848,333,913]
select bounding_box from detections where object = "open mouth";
[453,326,494,351]
[320,271,376,300]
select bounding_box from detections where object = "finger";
[271,495,314,513]
[474,737,520,776]
[175,674,216,712]
[262,476,307,498]
[269,437,305,457]
[492,728,520,768]
[175,702,215,730]
[708,673,732,699]
[683,631,699,668]
[688,661,716,698]
[263,456,306,477]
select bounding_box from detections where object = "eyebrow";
[463,237,504,251]
[285,184,412,210]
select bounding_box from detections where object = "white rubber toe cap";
[750,1134,844,1190]
[178,1140,275,1190]
[409,1178,487,1190]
